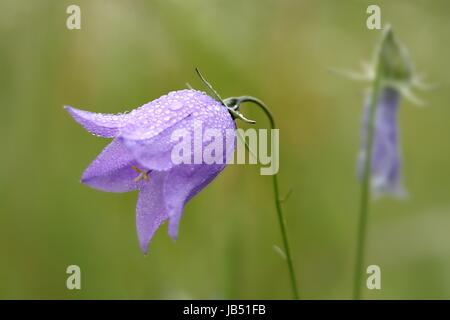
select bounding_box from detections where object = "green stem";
[194,69,298,298]
[353,64,383,300]
[236,96,299,300]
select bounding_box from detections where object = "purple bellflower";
[66,89,236,253]
[358,87,405,197]
[354,27,427,198]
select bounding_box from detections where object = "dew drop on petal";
[169,101,184,111]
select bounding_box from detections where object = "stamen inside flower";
[131,165,150,182]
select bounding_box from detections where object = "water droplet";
[169,101,183,111]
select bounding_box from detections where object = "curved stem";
[237,96,299,300]
[193,69,298,298]
[353,64,383,300]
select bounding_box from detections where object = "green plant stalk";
[236,96,299,300]
[353,63,383,300]
[194,69,298,299]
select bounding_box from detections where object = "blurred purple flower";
[66,89,236,253]
[358,87,406,197]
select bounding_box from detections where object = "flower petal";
[136,171,168,253]
[81,139,145,192]
[118,90,205,170]
[120,90,235,171]
[120,116,193,171]
[358,87,406,197]
[120,90,205,141]
[163,164,226,240]
[65,106,128,138]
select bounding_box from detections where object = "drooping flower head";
[358,86,405,197]
[355,26,428,198]
[66,89,236,253]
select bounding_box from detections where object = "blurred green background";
[0,0,449,299]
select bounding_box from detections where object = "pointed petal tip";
[80,176,89,184]
[139,242,150,255]
[64,105,78,115]
[137,228,151,254]
[64,106,127,138]
[64,106,76,118]
[80,168,95,185]
[64,105,84,121]
[168,220,179,241]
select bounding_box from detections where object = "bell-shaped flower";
[358,87,406,197]
[66,89,236,253]
[355,27,429,198]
